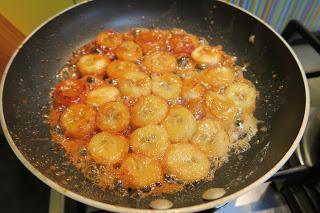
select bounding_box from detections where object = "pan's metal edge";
[0,0,310,213]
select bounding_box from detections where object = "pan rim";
[0,0,310,212]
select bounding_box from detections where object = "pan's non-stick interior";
[2,0,306,210]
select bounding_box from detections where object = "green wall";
[0,0,81,35]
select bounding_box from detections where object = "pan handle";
[282,20,320,79]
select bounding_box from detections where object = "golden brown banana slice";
[118,70,151,98]
[106,60,141,79]
[131,95,168,127]
[86,85,120,107]
[199,66,235,90]
[130,125,169,158]
[77,54,110,76]
[60,103,96,138]
[88,131,128,165]
[205,90,236,127]
[96,102,130,133]
[95,31,123,49]
[191,45,223,66]
[181,79,205,101]
[163,143,210,181]
[225,81,257,113]
[114,41,143,62]
[142,51,176,74]
[191,118,230,158]
[120,154,162,188]
[151,73,182,100]
[162,105,197,142]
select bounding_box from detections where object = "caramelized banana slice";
[88,131,128,165]
[96,102,130,133]
[77,54,110,76]
[199,66,235,90]
[191,45,223,66]
[120,154,162,188]
[130,125,169,158]
[162,106,197,142]
[164,143,210,182]
[60,103,96,138]
[143,52,176,74]
[151,73,182,100]
[86,85,120,107]
[181,79,205,101]
[106,60,141,79]
[131,95,168,127]
[225,81,257,112]
[118,70,151,98]
[191,118,230,158]
[205,91,236,127]
[114,41,143,62]
[95,31,123,49]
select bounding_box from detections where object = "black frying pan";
[0,0,309,212]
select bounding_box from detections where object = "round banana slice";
[120,154,162,188]
[199,66,235,90]
[191,118,230,158]
[162,105,197,142]
[151,73,182,100]
[205,90,236,127]
[191,45,224,66]
[77,54,110,76]
[88,131,128,165]
[225,81,257,112]
[142,52,176,74]
[60,103,96,138]
[131,95,168,127]
[130,125,169,158]
[163,143,210,182]
[96,102,130,133]
[86,85,120,107]
[118,70,151,98]
[95,31,123,49]
[114,41,143,62]
[106,60,141,79]
[181,80,205,101]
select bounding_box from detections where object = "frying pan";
[0,0,310,212]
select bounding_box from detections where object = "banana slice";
[120,154,162,188]
[205,90,236,127]
[106,60,141,79]
[86,85,120,107]
[191,45,223,66]
[88,131,128,165]
[96,102,130,133]
[60,103,96,138]
[199,66,235,90]
[117,70,151,98]
[142,52,176,74]
[191,118,230,158]
[151,73,182,100]
[181,80,205,101]
[163,143,210,182]
[95,31,123,49]
[131,95,168,127]
[162,105,197,142]
[169,33,199,54]
[225,81,256,112]
[130,125,169,158]
[77,54,110,76]
[114,41,143,62]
